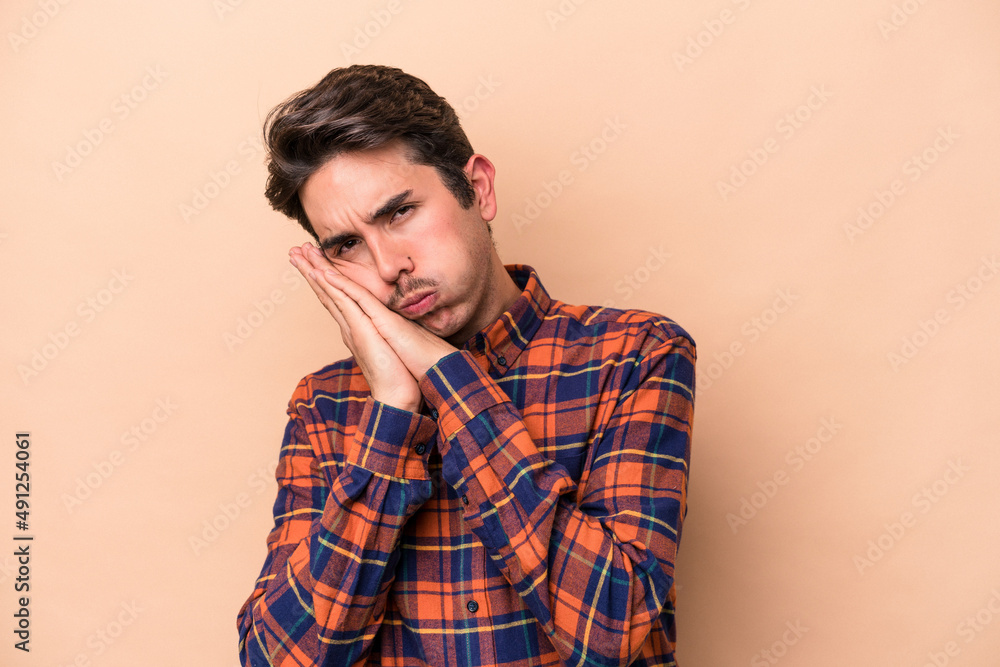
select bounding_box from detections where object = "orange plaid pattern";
[238,265,696,666]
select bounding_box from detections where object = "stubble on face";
[435,225,502,344]
[385,276,440,311]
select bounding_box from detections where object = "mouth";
[397,290,438,317]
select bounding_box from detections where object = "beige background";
[2,1,999,665]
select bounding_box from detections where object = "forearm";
[423,344,694,666]
[239,398,436,666]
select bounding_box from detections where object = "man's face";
[299,141,497,344]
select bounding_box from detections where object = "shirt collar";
[462,264,552,375]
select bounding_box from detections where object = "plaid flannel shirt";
[238,265,696,667]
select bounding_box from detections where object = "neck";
[446,254,522,346]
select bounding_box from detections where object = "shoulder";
[543,300,696,358]
[535,300,696,408]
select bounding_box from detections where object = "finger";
[289,243,331,276]
[322,269,393,322]
[289,243,316,266]
[290,254,354,338]
[290,249,368,338]
[291,244,319,273]
[322,269,435,365]
[303,242,346,277]
[290,252,331,304]
[312,271,403,374]
[307,267,387,346]
[313,268,372,328]
[291,247,416,399]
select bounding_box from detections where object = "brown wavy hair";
[262,64,476,240]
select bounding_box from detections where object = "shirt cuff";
[344,398,436,480]
[420,350,508,439]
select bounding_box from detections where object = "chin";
[420,309,466,340]
[419,319,456,339]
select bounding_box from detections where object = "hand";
[289,243,456,412]
[290,243,421,412]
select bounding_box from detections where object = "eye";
[390,204,415,222]
[326,237,361,260]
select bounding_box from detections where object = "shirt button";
[429,408,438,420]
[496,355,507,367]
[414,444,426,455]
[461,495,469,505]
[467,600,479,613]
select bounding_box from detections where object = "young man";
[238,64,696,667]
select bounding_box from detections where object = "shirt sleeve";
[420,331,695,667]
[237,384,438,667]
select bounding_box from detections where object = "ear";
[464,154,497,222]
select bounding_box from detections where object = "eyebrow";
[319,189,413,252]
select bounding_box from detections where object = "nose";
[369,236,414,285]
